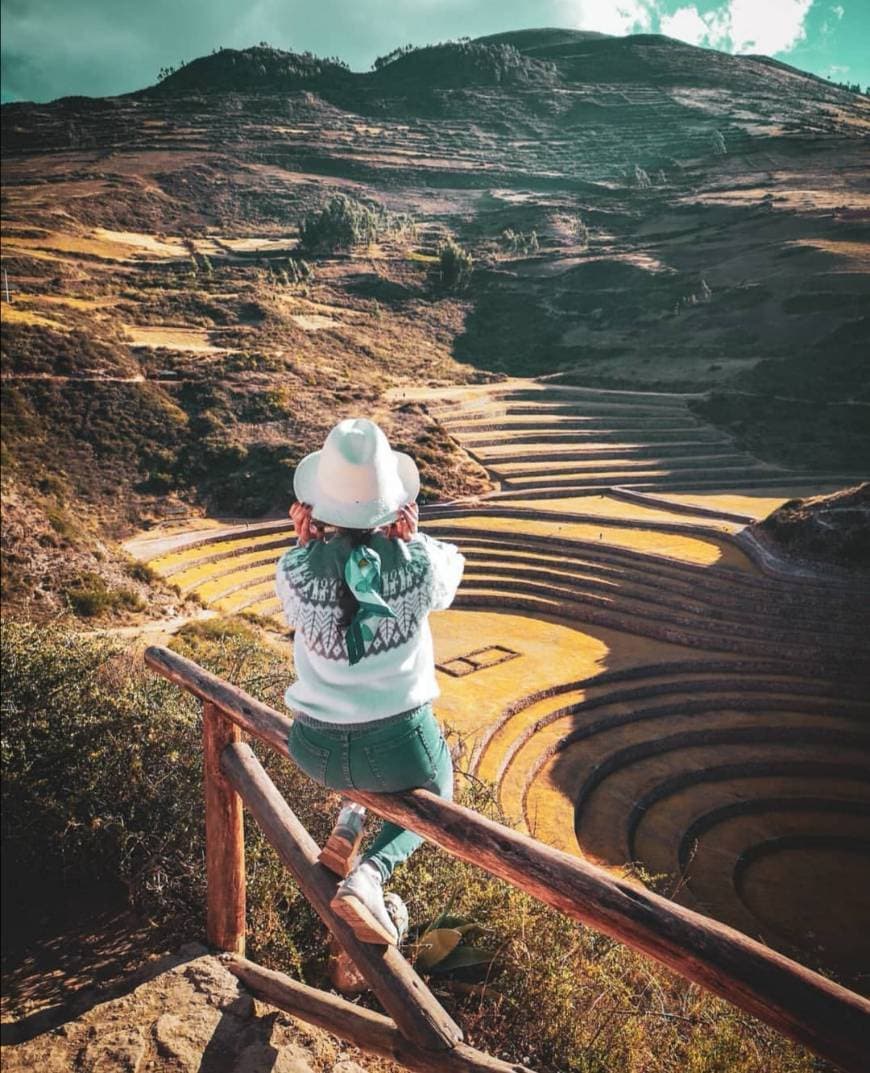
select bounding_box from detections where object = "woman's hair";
[336,527,375,629]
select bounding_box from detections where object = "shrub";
[500,228,539,255]
[61,571,144,617]
[568,215,589,248]
[45,504,78,542]
[126,560,157,584]
[298,194,390,254]
[438,237,473,290]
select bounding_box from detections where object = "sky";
[1,0,868,103]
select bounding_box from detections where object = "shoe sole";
[319,828,363,878]
[330,893,398,945]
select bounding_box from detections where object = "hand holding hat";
[289,501,324,546]
[383,501,418,542]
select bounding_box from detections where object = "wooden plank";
[144,645,870,1072]
[202,701,245,955]
[220,740,462,1052]
[225,954,535,1073]
[345,788,870,1073]
[145,645,292,756]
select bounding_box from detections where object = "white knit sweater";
[275,530,465,724]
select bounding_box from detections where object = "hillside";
[2,30,868,617]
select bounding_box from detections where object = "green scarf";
[344,544,397,665]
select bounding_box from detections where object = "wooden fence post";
[203,701,246,954]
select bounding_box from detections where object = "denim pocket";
[363,720,439,793]
[288,721,331,785]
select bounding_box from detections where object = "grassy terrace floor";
[128,376,870,989]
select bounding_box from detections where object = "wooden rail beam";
[225,954,535,1073]
[202,701,245,954]
[345,787,870,1073]
[144,645,870,1072]
[220,740,462,1053]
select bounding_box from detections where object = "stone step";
[430,386,701,409]
[493,453,757,477]
[461,427,733,447]
[448,415,704,435]
[489,474,859,499]
[480,443,748,465]
[436,403,692,422]
[501,464,784,490]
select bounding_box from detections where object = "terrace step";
[449,416,707,435]
[490,453,755,476]
[425,527,869,605]
[480,444,751,465]
[459,559,866,642]
[489,473,861,499]
[452,587,856,665]
[500,464,784,490]
[461,428,734,448]
[480,672,868,820]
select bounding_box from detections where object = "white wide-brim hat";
[293,417,420,529]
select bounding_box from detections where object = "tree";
[298,195,385,253]
[438,238,473,290]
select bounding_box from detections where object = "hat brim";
[293,448,420,529]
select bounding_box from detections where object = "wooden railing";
[144,644,870,1073]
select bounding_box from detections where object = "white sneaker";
[319,802,366,877]
[384,892,409,946]
[330,861,399,945]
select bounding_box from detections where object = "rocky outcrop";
[756,483,870,573]
[2,946,370,1073]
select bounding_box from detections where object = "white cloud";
[831,4,845,18]
[658,0,814,56]
[727,0,813,53]
[659,6,712,45]
[556,0,657,36]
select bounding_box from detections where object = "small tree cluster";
[298,195,414,254]
[438,238,473,290]
[568,215,589,248]
[500,228,539,255]
[372,43,419,70]
[268,257,314,289]
[674,277,713,314]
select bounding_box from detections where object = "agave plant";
[412,890,498,979]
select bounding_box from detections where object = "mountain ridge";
[2,29,864,109]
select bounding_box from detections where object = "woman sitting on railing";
[276,417,465,946]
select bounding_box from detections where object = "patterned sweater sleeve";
[413,532,465,611]
[275,544,309,629]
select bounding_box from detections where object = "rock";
[154,1009,225,1070]
[84,1028,146,1072]
[235,1040,317,1073]
[2,952,366,1073]
[332,1061,368,1073]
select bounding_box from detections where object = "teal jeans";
[287,702,453,881]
